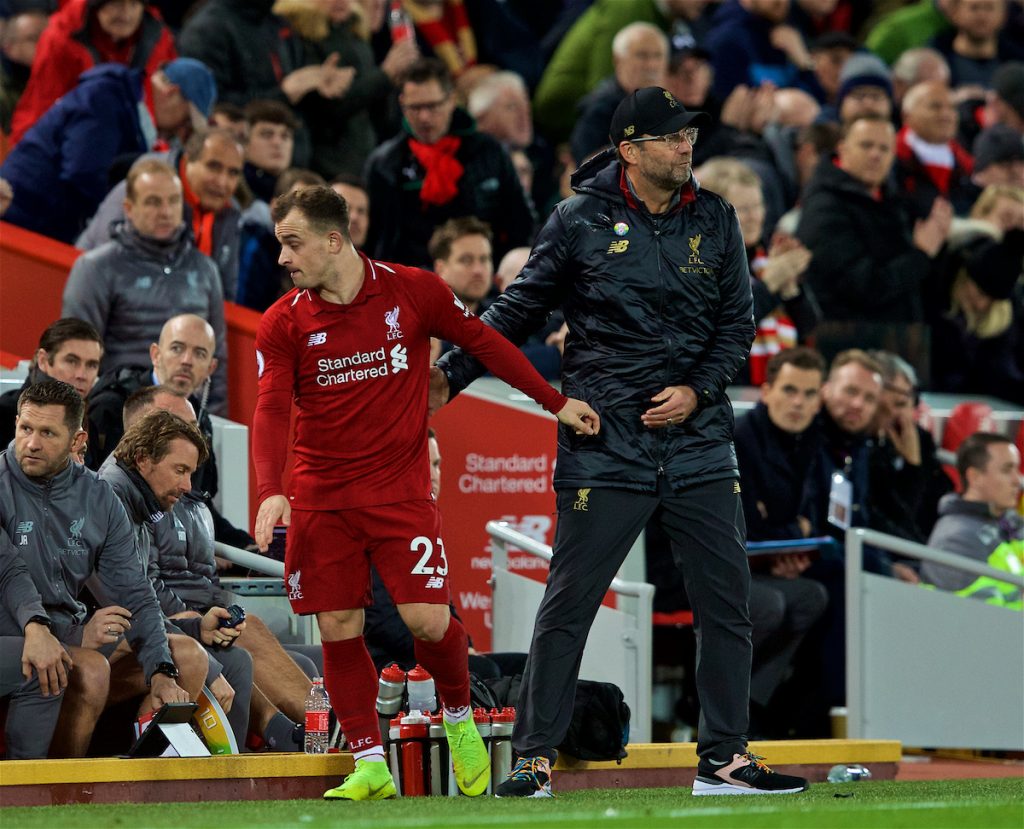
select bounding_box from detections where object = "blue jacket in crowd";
[0,64,148,244]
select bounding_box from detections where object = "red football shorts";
[284,499,453,614]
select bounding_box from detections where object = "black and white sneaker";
[692,752,809,796]
[493,756,554,798]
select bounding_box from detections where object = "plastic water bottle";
[827,763,872,783]
[377,664,407,716]
[490,707,515,784]
[406,665,437,715]
[304,678,330,754]
[428,712,446,795]
[388,0,414,43]
[399,711,431,796]
[388,713,404,796]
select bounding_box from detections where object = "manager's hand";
[642,385,698,429]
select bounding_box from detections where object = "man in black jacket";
[363,58,535,268]
[434,87,808,798]
[733,347,829,736]
[796,114,951,324]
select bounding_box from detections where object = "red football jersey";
[253,254,568,511]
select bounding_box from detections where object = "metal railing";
[214,542,284,578]
[486,520,654,743]
[845,527,1024,749]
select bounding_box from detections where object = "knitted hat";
[973,125,1024,172]
[162,57,217,119]
[992,62,1024,121]
[837,52,893,107]
[965,229,1024,300]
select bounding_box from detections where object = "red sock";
[322,637,382,756]
[414,616,471,710]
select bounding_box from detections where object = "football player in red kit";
[252,186,599,801]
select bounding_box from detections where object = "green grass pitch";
[3,778,1022,829]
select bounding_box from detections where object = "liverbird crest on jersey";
[385,306,403,341]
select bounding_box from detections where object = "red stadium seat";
[941,402,996,453]
[652,611,694,628]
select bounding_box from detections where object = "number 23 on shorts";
[410,535,449,577]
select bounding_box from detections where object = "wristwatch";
[150,661,180,683]
[25,615,52,631]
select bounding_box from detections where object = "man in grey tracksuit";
[0,381,193,756]
[61,158,229,415]
[98,388,306,750]
[98,450,260,750]
[0,524,71,758]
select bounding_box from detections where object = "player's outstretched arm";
[254,495,291,553]
[556,398,600,436]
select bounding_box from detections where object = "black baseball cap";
[609,87,710,147]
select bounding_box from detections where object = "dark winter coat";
[177,0,305,108]
[0,64,148,243]
[734,402,822,541]
[364,108,535,268]
[439,149,756,491]
[796,158,934,323]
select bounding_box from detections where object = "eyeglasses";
[400,97,451,115]
[630,127,699,149]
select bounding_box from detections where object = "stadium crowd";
[0,0,1021,761]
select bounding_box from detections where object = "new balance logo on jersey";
[424,576,445,589]
[607,240,629,254]
[308,332,327,347]
[390,344,408,372]
[385,306,403,340]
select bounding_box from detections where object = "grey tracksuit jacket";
[0,446,172,677]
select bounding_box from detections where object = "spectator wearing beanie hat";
[930,225,1024,402]
[9,0,176,144]
[0,56,214,243]
[972,125,1024,188]
[819,51,894,125]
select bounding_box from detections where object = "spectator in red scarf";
[363,57,534,268]
[895,80,976,219]
[10,0,176,145]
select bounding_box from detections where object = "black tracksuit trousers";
[512,476,752,763]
